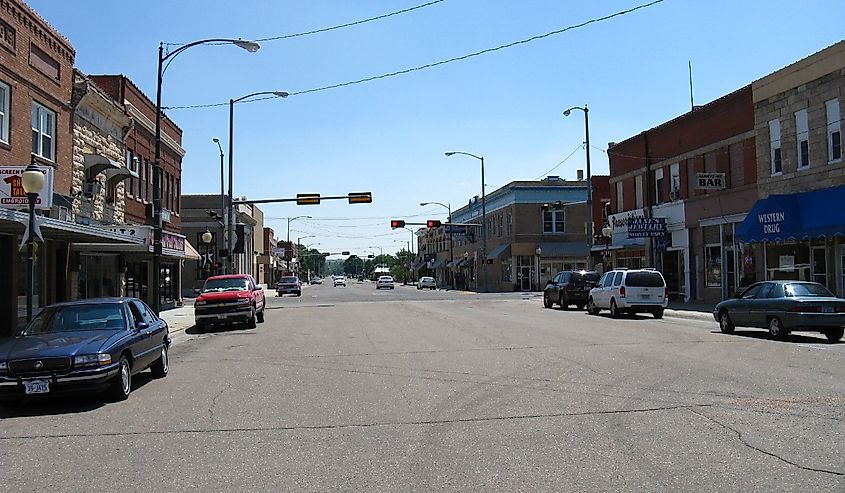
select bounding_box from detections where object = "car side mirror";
[136,322,149,331]
[734,291,743,299]
[254,284,263,291]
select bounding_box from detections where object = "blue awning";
[537,241,589,258]
[736,185,845,242]
[487,243,511,260]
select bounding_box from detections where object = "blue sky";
[29,0,844,255]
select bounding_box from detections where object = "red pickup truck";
[194,274,266,331]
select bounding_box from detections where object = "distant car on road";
[276,276,302,297]
[417,276,436,290]
[333,276,347,287]
[714,281,845,342]
[376,276,395,290]
[0,298,170,403]
[195,274,265,330]
[311,277,323,285]
[543,270,600,310]
[588,268,668,319]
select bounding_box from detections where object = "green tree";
[343,255,364,276]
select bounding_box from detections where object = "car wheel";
[194,321,205,333]
[543,295,553,309]
[824,327,844,343]
[719,311,735,334]
[108,355,132,401]
[559,294,569,310]
[768,317,787,340]
[653,308,664,319]
[610,299,621,319]
[257,309,265,323]
[247,308,257,329]
[575,304,585,311]
[587,298,599,315]
[150,345,169,379]
[296,292,301,297]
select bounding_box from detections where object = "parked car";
[0,298,170,403]
[543,270,600,310]
[714,281,845,342]
[195,274,265,330]
[276,276,302,297]
[588,268,668,318]
[311,277,323,285]
[333,276,347,287]
[417,276,437,290]
[377,276,395,290]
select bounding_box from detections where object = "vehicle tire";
[247,308,257,329]
[194,321,205,333]
[150,345,169,379]
[543,295,553,309]
[296,292,301,297]
[576,304,585,311]
[824,327,844,343]
[719,310,735,334]
[587,298,599,316]
[559,293,569,310]
[653,308,664,319]
[610,299,622,319]
[257,309,265,323]
[108,355,132,401]
[768,317,787,340]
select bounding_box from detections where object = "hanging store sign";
[627,217,667,238]
[0,166,54,210]
[695,173,726,190]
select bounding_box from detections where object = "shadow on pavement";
[185,324,253,335]
[714,329,840,344]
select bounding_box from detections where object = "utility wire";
[535,144,585,180]
[164,0,666,110]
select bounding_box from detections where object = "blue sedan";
[0,298,170,404]
[714,281,845,342]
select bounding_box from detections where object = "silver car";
[417,276,436,290]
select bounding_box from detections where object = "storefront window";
[501,260,512,282]
[17,244,45,328]
[766,243,810,281]
[161,263,176,304]
[704,225,721,287]
[125,262,147,301]
[738,243,758,287]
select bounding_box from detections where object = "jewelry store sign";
[627,217,667,238]
[0,166,54,210]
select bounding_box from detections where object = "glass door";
[812,246,827,288]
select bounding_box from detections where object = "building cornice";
[125,101,186,158]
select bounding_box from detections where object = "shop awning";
[105,167,133,188]
[537,241,589,258]
[431,258,446,269]
[83,154,122,178]
[736,185,845,242]
[446,259,459,267]
[0,208,146,244]
[486,243,511,260]
[184,240,201,260]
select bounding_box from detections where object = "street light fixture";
[563,104,593,269]
[420,201,454,289]
[152,37,260,315]
[201,228,213,245]
[226,90,289,275]
[22,156,45,324]
[286,215,312,273]
[535,246,543,291]
[445,151,487,292]
[211,137,226,272]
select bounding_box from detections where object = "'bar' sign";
[695,173,726,190]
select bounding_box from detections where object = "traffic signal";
[348,192,372,204]
[296,193,321,205]
[390,219,405,229]
[322,252,331,257]
[341,251,350,256]
[426,219,442,228]
[367,254,374,259]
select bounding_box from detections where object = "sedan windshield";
[279,277,298,283]
[784,283,834,297]
[24,304,126,335]
[203,278,249,292]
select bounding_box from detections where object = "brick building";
[735,40,845,296]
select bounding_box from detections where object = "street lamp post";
[445,151,487,292]
[563,105,593,269]
[295,235,315,279]
[420,201,453,289]
[226,90,289,277]
[212,137,226,273]
[286,215,312,274]
[602,226,613,272]
[153,37,260,315]
[21,157,45,324]
[535,246,543,291]
[201,227,213,277]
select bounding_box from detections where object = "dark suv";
[543,270,601,310]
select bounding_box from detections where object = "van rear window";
[625,272,664,287]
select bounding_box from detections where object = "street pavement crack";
[207,381,231,424]
[0,404,711,441]
[687,408,845,477]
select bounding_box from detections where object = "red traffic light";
[426,219,442,228]
[390,219,405,229]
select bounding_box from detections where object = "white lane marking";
[797,344,833,351]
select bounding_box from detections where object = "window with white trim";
[542,209,565,233]
[795,109,809,169]
[769,119,782,175]
[654,168,664,204]
[0,81,9,144]
[670,163,680,197]
[615,181,623,213]
[826,98,841,163]
[32,102,55,161]
[506,212,512,236]
[635,175,643,209]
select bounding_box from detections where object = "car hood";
[0,330,125,360]
[197,291,253,302]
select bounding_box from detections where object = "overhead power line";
[164,0,666,110]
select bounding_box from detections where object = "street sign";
[296,193,321,205]
[444,224,466,235]
[0,165,54,210]
[347,192,372,204]
[695,172,726,190]
[272,247,286,257]
[627,217,667,238]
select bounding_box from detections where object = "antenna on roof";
[688,60,695,111]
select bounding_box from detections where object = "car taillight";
[837,306,845,313]
[788,305,820,313]
[665,287,669,298]
[619,286,626,298]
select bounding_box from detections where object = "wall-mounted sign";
[627,217,667,238]
[0,166,54,210]
[695,173,726,190]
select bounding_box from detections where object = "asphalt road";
[1,282,844,491]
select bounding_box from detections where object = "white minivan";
[587,268,668,319]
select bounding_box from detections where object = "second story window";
[654,168,664,204]
[543,209,565,233]
[31,102,55,161]
[670,163,680,199]
[507,212,512,236]
[827,98,841,163]
[795,109,809,169]
[635,175,644,209]
[769,119,782,175]
[616,182,624,212]
[0,81,9,144]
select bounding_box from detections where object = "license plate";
[641,294,651,299]
[822,307,834,313]
[24,380,49,394]
[217,314,226,319]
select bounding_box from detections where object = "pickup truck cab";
[194,274,265,331]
